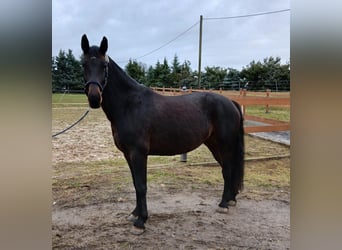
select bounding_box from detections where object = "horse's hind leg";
[205,140,236,210]
[220,154,238,207]
[216,151,237,209]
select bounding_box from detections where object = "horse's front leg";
[123,152,139,221]
[126,150,148,229]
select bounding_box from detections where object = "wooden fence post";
[266,89,270,113]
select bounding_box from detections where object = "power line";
[204,9,290,20]
[137,21,199,60]
[117,21,199,63]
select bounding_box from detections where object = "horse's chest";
[112,131,122,149]
[111,125,140,152]
[111,126,126,151]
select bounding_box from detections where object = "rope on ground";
[52,109,90,138]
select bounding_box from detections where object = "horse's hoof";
[127,214,138,222]
[133,218,146,229]
[130,226,145,235]
[216,207,229,214]
[228,200,237,206]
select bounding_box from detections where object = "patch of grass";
[244,158,290,189]
[245,135,289,158]
[53,160,133,206]
[53,156,290,207]
[52,105,107,126]
[246,105,290,122]
[53,135,290,192]
[52,93,87,104]
[147,157,290,192]
[148,166,220,185]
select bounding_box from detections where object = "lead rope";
[52,109,90,138]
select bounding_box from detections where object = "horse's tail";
[232,100,245,193]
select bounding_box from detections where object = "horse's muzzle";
[86,83,102,109]
[88,95,102,108]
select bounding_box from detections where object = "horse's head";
[81,34,109,109]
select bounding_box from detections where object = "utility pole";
[197,15,203,88]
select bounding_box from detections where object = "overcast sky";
[52,0,290,71]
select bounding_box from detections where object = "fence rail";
[152,87,290,134]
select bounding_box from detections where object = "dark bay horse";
[81,34,244,230]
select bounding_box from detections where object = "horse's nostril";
[88,94,102,109]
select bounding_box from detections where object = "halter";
[84,55,109,94]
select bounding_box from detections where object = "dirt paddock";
[52,185,289,249]
[52,108,290,249]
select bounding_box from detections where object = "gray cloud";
[53,0,290,70]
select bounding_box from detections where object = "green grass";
[246,105,290,122]
[52,157,290,208]
[52,93,87,104]
[244,158,290,189]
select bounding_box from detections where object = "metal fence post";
[180,86,188,162]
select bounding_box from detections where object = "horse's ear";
[81,34,89,54]
[99,36,108,55]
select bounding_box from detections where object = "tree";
[170,54,181,87]
[52,49,83,92]
[66,49,83,90]
[179,60,192,88]
[52,48,290,91]
[240,60,265,90]
[202,66,227,89]
[223,68,241,90]
[240,56,290,91]
[125,59,146,84]
[153,60,164,87]
[52,56,58,91]
[145,66,155,87]
[160,57,171,87]
[52,50,68,91]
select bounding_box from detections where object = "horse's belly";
[148,128,209,155]
[148,143,201,156]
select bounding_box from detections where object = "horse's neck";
[110,59,138,91]
[101,59,141,122]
